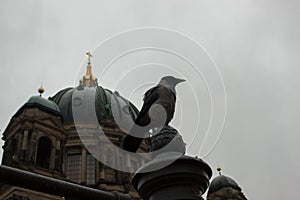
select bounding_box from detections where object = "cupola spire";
[86,51,92,65]
[79,51,98,87]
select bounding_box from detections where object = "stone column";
[21,130,29,161]
[21,130,28,150]
[81,147,87,184]
[49,141,56,170]
[14,133,22,162]
[96,161,100,181]
[99,164,105,180]
[28,129,38,165]
[54,140,61,171]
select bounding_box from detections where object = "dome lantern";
[79,51,98,87]
[207,168,247,200]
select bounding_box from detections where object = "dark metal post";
[132,126,212,200]
[132,154,212,200]
[0,165,131,200]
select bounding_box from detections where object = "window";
[87,155,96,185]
[36,137,52,169]
[67,154,81,183]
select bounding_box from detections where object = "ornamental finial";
[79,51,98,87]
[38,82,45,97]
[86,51,93,65]
[217,166,222,175]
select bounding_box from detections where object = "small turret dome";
[26,95,60,114]
[208,175,241,194]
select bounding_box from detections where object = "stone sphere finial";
[38,83,45,96]
[150,125,186,156]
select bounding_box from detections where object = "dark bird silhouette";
[122,76,185,152]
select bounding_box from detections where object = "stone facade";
[0,186,63,200]
[2,106,66,178]
[1,97,149,200]
[0,62,149,200]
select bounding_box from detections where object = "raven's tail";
[122,124,149,152]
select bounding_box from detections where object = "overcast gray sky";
[1,1,300,199]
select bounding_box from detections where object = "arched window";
[36,137,52,169]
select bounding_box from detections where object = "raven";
[122,76,185,152]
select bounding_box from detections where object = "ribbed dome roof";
[208,175,241,194]
[49,85,139,125]
[26,95,60,114]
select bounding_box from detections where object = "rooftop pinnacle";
[79,51,98,87]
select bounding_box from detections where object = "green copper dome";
[26,95,60,113]
[208,175,241,194]
[49,86,139,124]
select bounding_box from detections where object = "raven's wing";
[135,86,160,125]
[122,86,160,152]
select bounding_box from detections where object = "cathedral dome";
[48,51,139,125]
[49,86,139,124]
[208,175,241,194]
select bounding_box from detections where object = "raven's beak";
[175,78,186,84]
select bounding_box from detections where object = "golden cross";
[86,51,93,65]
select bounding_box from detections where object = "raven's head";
[160,76,186,87]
